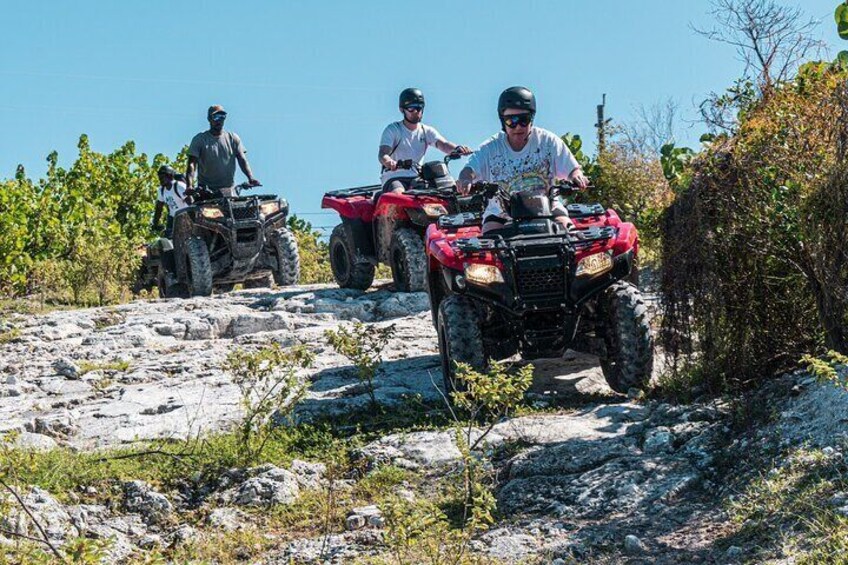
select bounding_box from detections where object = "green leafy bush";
[325,322,397,406]
[660,64,848,391]
[288,215,334,284]
[223,343,315,464]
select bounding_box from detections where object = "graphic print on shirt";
[489,146,553,195]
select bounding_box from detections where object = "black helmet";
[399,88,425,108]
[498,86,536,116]
[157,165,176,177]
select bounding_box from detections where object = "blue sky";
[1,0,842,232]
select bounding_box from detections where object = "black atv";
[426,182,653,395]
[136,183,299,297]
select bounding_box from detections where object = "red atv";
[425,182,653,395]
[322,152,467,292]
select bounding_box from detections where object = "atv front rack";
[566,203,606,218]
[454,225,616,253]
[324,184,382,198]
[438,212,481,229]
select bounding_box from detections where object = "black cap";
[498,86,536,116]
[399,88,425,108]
[157,165,176,176]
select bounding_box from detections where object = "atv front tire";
[329,223,374,290]
[390,228,426,292]
[185,237,213,297]
[598,282,653,393]
[272,227,300,286]
[437,295,485,396]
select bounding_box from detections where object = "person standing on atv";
[151,165,188,238]
[457,86,590,233]
[186,105,260,198]
[378,88,472,194]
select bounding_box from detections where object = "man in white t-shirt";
[151,165,189,237]
[378,88,472,194]
[458,86,589,233]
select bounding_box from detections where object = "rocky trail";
[0,284,845,563]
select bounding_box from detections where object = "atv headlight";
[576,251,613,277]
[464,263,504,285]
[259,201,281,216]
[422,204,448,217]
[201,206,224,219]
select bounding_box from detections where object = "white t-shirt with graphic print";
[157,180,189,217]
[379,121,447,184]
[466,127,580,220]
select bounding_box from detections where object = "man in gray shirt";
[186,105,260,196]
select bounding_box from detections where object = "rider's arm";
[151,201,164,228]
[233,133,259,185]
[186,157,198,190]
[379,124,398,170]
[435,139,457,153]
[236,152,258,184]
[378,145,397,170]
[457,166,476,195]
[436,140,474,156]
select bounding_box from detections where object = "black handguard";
[469,182,502,200]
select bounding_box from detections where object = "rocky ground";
[0,284,846,563]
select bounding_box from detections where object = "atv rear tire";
[329,223,374,290]
[390,228,426,292]
[598,282,653,393]
[272,227,300,286]
[437,295,485,396]
[185,237,212,297]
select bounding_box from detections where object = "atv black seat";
[566,203,606,218]
[438,212,481,229]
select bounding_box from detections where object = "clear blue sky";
[0,1,841,232]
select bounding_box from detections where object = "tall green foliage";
[660,63,848,391]
[0,136,179,303]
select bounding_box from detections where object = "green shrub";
[288,215,335,284]
[325,322,397,406]
[660,64,848,391]
[223,343,315,464]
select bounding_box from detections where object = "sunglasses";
[210,113,227,122]
[403,105,424,112]
[501,113,533,128]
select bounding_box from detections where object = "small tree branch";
[0,478,67,563]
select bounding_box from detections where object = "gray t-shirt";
[188,130,246,190]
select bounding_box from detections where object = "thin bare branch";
[0,478,67,563]
[692,0,825,90]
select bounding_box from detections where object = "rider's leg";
[481,196,509,233]
[552,202,579,235]
[381,178,412,194]
[164,216,174,239]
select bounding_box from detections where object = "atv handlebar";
[443,148,469,165]
[185,181,262,202]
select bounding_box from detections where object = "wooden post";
[596,93,607,154]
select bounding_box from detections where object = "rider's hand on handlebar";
[383,157,398,171]
[247,178,262,187]
[569,169,590,190]
[456,145,473,156]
